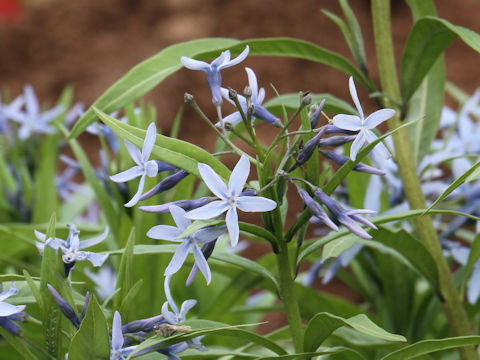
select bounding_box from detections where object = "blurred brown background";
[1,0,480,147]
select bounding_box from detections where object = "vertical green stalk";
[276,238,304,353]
[371,1,478,359]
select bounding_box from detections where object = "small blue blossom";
[35,224,109,276]
[181,46,250,105]
[0,282,27,335]
[110,122,159,207]
[147,205,226,284]
[3,85,64,140]
[111,311,141,360]
[0,93,24,134]
[84,265,117,301]
[333,77,395,161]
[218,67,282,128]
[186,154,277,247]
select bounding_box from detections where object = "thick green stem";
[276,239,304,353]
[371,2,478,359]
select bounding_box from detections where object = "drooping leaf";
[304,312,405,352]
[93,109,231,180]
[381,336,480,360]
[401,17,480,104]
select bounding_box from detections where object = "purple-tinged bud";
[318,135,356,147]
[140,170,189,201]
[320,150,385,175]
[80,292,90,321]
[122,314,166,334]
[240,188,257,197]
[47,284,80,328]
[288,127,327,173]
[0,317,22,335]
[313,188,376,239]
[303,257,325,286]
[186,240,217,286]
[297,187,338,231]
[324,124,357,135]
[247,104,255,117]
[139,197,212,213]
[155,161,178,173]
[309,99,326,128]
[184,93,195,105]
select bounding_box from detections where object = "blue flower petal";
[112,311,124,351]
[198,163,228,199]
[169,205,191,231]
[236,196,277,212]
[142,122,157,162]
[124,172,147,208]
[364,109,396,129]
[147,225,183,241]
[186,200,229,220]
[226,207,239,247]
[192,244,211,284]
[165,241,192,276]
[228,155,250,196]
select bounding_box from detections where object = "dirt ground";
[1,0,480,310]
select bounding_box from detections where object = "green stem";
[276,238,304,354]
[371,2,478,359]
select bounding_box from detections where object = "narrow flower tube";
[296,187,338,231]
[314,188,377,239]
[140,170,189,201]
[318,135,356,147]
[320,150,385,175]
[139,197,212,213]
[288,127,327,172]
[47,284,81,328]
[309,99,326,128]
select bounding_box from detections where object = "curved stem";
[371,2,477,359]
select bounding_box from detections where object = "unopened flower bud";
[243,86,252,97]
[47,284,81,328]
[320,150,385,175]
[184,93,195,104]
[302,92,312,106]
[309,99,326,128]
[140,170,189,201]
[297,187,338,231]
[318,135,356,147]
[247,104,255,117]
[288,127,327,172]
[139,197,212,213]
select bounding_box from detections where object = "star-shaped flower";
[333,77,395,161]
[35,224,109,276]
[147,205,226,284]
[0,282,26,335]
[218,67,282,128]
[4,85,64,140]
[186,154,277,247]
[110,122,159,207]
[181,46,250,105]
[0,93,24,134]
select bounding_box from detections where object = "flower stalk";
[371,1,477,359]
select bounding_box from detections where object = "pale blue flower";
[0,282,26,335]
[35,224,109,275]
[186,154,277,247]
[111,311,141,360]
[147,205,225,284]
[218,67,282,128]
[4,85,64,140]
[110,122,159,207]
[181,46,250,105]
[333,77,395,161]
[0,93,24,134]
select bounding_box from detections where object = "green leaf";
[119,279,144,318]
[68,295,110,360]
[322,234,358,260]
[0,328,39,360]
[177,220,224,239]
[401,16,480,104]
[93,109,230,180]
[462,233,480,297]
[128,320,287,358]
[381,336,480,360]
[23,269,44,310]
[339,0,367,70]
[69,38,239,138]
[265,93,357,116]
[425,160,480,213]
[211,252,279,291]
[304,312,405,352]
[114,227,135,312]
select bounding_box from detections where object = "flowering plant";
[2,1,480,360]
